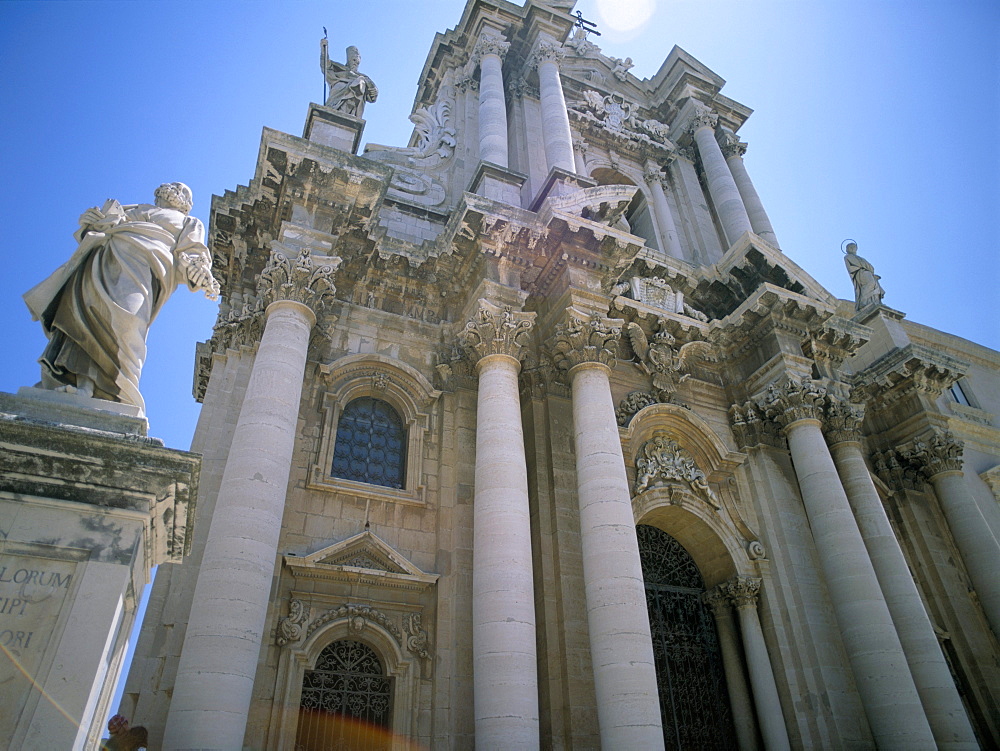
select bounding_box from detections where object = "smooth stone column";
[720,134,779,248]
[549,315,663,749]
[689,108,752,247]
[163,248,335,751]
[723,577,789,751]
[531,36,576,174]
[763,380,935,749]
[644,162,684,259]
[825,408,978,749]
[459,302,539,748]
[475,32,510,167]
[704,589,760,751]
[910,432,1000,638]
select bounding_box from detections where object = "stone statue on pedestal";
[23,182,219,412]
[321,41,378,117]
[843,241,885,310]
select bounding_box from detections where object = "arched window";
[332,397,407,489]
[296,639,394,751]
[637,524,737,750]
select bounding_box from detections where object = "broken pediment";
[284,530,438,592]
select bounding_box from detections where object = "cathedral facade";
[121,1,1000,748]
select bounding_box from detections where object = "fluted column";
[703,588,760,751]
[719,132,779,248]
[688,107,752,247]
[548,314,664,749]
[529,36,576,174]
[906,430,1000,638]
[721,577,790,751]
[644,160,684,259]
[163,247,339,751]
[824,403,977,749]
[760,378,935,749]
[473,31,510,167]
[458,300,539,748]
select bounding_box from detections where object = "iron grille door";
[637,524,738,750]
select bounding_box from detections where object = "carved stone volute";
[547,313,621,371]
[823,396,866,445]
[759,377,827,428]
[258,245,341,317]
[903,430,964,479]
[458,299,535,366]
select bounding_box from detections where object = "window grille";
[637,524,738,750]
[296,639,393,751]
[332,397,406,489]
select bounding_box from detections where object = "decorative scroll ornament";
[258,245,340,314]
[613,276,709,321]
[276,599,310,646]
[759,376,827,427]
[470,30,510,65]
[458,300,534,364]
[569,90,672,148]
[404,612,430,660]
[634,434,721,509]
[903,430,964,479]
[746,540,767,560]
[298,603,432,660]
[823,397,866,445]
[547,314,621,371]
[723,575,761,608]
[728,401,785,450]
[616,390,657,426]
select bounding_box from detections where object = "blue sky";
[1,0,997,735]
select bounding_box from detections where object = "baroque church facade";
[120,1,1000,748]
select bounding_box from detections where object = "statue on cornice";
[24,183,219,412]
[843,241,885,311]
[321,41,378,117]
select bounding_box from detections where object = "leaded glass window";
[637,524,738,750]
[332,397,406,489]
[296,639,393,751]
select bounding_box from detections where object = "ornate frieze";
[258,245,341,315]
[903,430,964,479]
[759,377,827,428]
[634,434,721,509]
[568,90,673,150]
[547,314,622,371]
[853,343,967,406]
[723,575,762,609]
[612,276,709,321]
[823,397,866,445]
[458,300,535,365]
[616,390,657,426]
[728,401,786,450]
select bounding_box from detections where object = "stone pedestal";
[303,103,365,154]
[469,162,527,206]
[0,389,198,750]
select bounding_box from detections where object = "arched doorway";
[637,524,738,749]
[295,639,394,751]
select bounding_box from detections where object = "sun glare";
[596,0,656,33]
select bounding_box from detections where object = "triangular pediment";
[284,530,438,591]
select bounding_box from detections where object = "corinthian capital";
[723,575,761,609]
[458,299,534,365]
[471,30,510,66]
[258,245,341,315]
[719,131,748,159]
[823,396,865,445]
[546,313,621,371]
[758,376,827,428]
[527,36,565,70]
[688,105,719,134]
[702,586,731,614]
[729,401,785,450]
[903,429,964,479]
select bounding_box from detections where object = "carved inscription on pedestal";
[0,554,76,731]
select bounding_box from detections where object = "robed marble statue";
[321,41,378,117]
[843,241,885,311]
[23,182,219,412]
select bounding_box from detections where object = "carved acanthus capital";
[702,586,731,614]
[871,447,924,492]
[759,377,827,428]
[643,164,666,185]
[729,401,786,450]
[823,397,866,445]
[723,575,762,609]
[471,30,510,66]
[903,430,964,479]
[634,434,720,508]
[719,132,747,159]
[458,300,535,366]
[688,106,719,134]
[547,314,622,371]
[258,245,341,316]
[527,37,566,69]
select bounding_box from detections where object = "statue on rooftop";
[23,182,219,412]
[321,41,378,117]
[843,241,885,310]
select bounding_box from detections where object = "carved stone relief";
[634,434,721,509]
